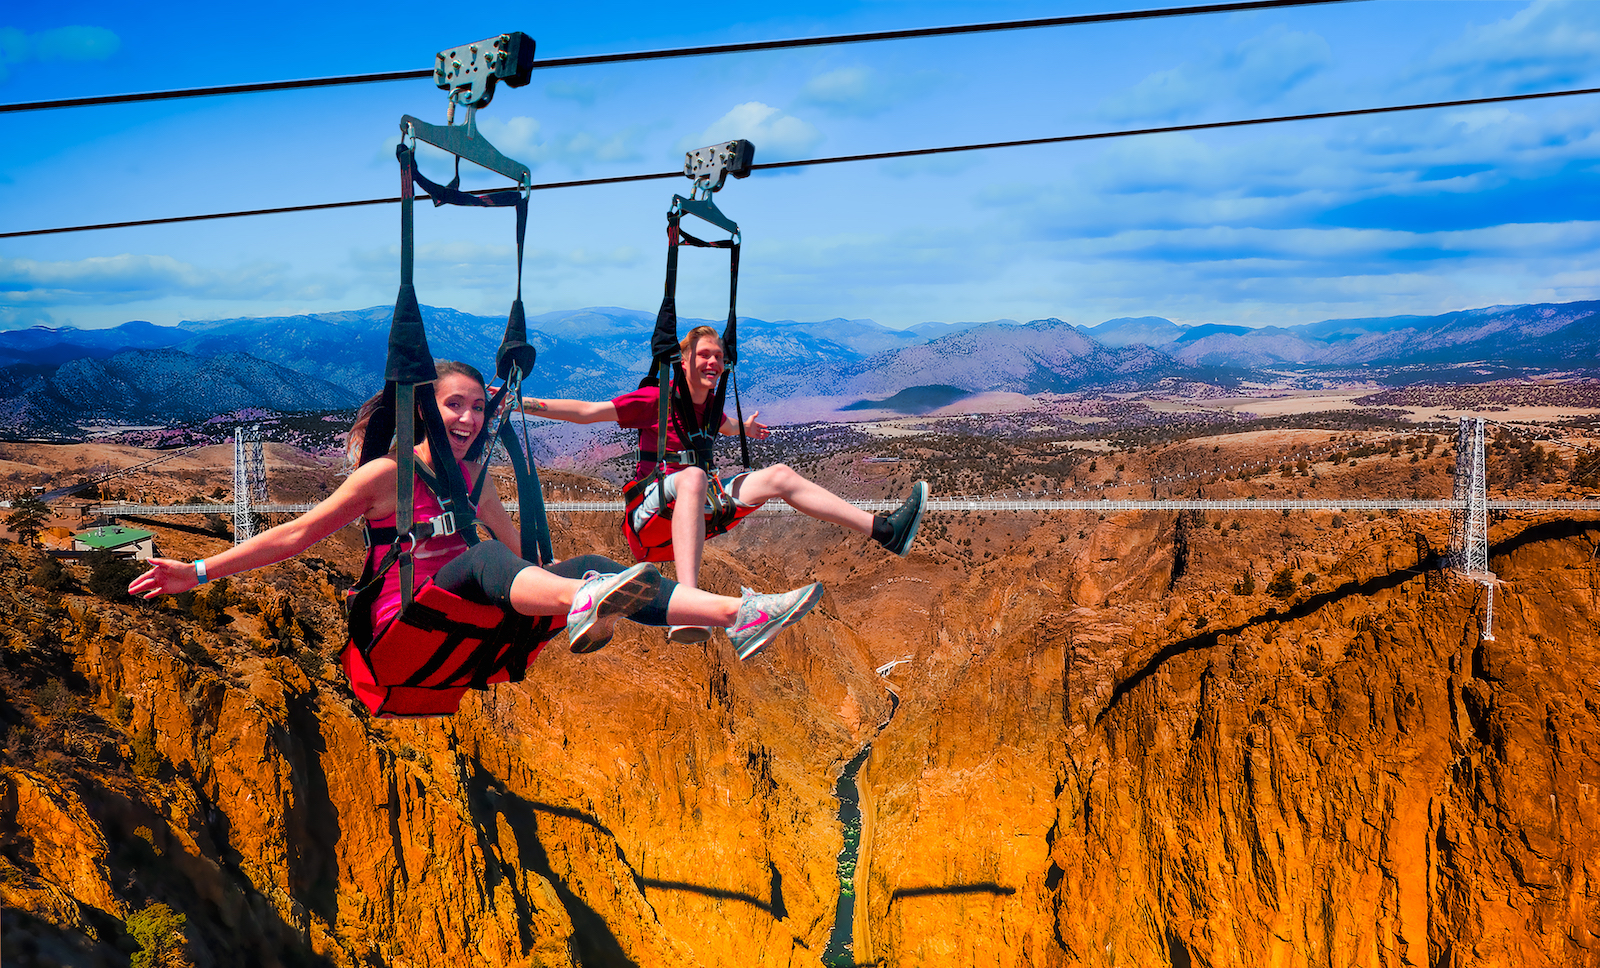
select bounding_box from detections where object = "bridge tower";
[233,424,267,544]
[1449,416,1495,640]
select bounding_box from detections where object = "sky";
[2,0,1599,333]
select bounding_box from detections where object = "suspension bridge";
[81,417,1594,639]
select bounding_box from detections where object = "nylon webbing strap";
[645,205,750,486]
[497,419,554,565]
[396,383,416,608]
[389,145,438,609]
[430,174,549,565]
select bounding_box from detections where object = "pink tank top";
[365,461,473,630]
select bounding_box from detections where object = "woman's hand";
[128,557,200,599]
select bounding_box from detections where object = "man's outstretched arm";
[519,397,620,424]
[721,410,770,440]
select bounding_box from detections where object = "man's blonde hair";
[679,325,724,360]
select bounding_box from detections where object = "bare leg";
[663,586,741,627]
[507,566,584,617]
[730,464,874,534]
[670,466,710,588]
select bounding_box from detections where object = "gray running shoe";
[726,583,824,660]
[567,563,662,653]
[668,625,712,644]
[880,480,930,557]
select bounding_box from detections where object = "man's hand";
[744,411,769,440]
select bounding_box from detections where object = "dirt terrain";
[3,397,1599,967]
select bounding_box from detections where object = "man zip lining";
[519,328,927,642]
[520,140,928,643]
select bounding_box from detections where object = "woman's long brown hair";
[346,360,487,462]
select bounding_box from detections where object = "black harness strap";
[371,144,545,568]
[342,132,558,714]
[641,206,749,522]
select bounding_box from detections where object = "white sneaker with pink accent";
[726,582,824,660]
[567,563,661,654]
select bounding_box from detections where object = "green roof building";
[72,526,157,559]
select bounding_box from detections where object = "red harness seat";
[343,577,561,718]
[621,473,756,563]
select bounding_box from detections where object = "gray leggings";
[434,543,675,626]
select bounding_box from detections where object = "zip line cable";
[0,0,1358,115]
[6,83,1597,241]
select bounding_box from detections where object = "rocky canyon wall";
[1,532,890,967]
[842,510,1600,968]
[4,502,1599,967]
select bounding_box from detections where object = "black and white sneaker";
[879,480,930,557]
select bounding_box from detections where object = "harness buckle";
[635,449,699,467]
[429,511,459,538]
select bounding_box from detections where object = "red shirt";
[612,384,725,481]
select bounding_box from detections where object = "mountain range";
[1,299,1595,436]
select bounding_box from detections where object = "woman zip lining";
[127,362,825,671]
[128,67,823,716]
[519,142,927,643]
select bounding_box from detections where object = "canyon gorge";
[3,429,1599,967]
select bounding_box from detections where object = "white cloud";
[472,115,650,174]
[0,28,25,65]
[881,153,983,179]
[1100,25,1332,121]
[0,254,346,305]
[544,80,602,106]
[796,65,945,119]
[680,102,821,162]
[475,116,545,164]
[0,305,55,330]
[800,67,876,112]
[32,26,120,61]
[1418,0,1600,95]
[350,242,642,275]
[0,25,119,82]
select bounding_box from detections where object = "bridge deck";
[91,497,1600,517]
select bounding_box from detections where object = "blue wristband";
[194,559,209,584]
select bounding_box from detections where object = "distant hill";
[0,319,189,367]
[906,319,1013,341]
[0,349,360,438]
[1083,316,1186,348]
[1156,301,1600,369]
[158,306,919,401]
[3,298,1599,438]
[829,318,1186,397]
[841,385,971,414]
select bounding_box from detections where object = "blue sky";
[3,0,1599,332]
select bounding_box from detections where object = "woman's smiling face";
[433,372,486,460]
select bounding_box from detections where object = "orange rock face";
[833,509,1600,968]
[1,534,889,967]
[3,491,1599,967]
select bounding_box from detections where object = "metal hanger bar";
[402,114,530,184]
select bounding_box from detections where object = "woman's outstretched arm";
[128,458,393,599]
